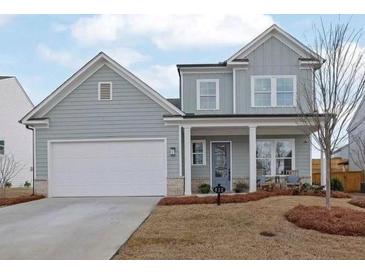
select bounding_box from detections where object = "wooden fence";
[312,171,364,192]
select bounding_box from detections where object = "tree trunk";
[325,149,331,210]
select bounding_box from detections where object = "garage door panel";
[49,140,166,197]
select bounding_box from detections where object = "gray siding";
[182,72,233,114]
[348,100,365,171]
[35,65,180,179]
[236,36,312,114]
[191,134,311,179]
[181,36,313,115]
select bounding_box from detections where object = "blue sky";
[1,14,364,104]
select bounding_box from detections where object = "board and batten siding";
[191,134,311,179]
[182,72,233,114]
[181,37,312,115]
[35,65,180,179]
[236,36,313,114]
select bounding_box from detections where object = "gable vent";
[98,82,112,100]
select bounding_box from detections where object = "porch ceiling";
[191,126,311,136]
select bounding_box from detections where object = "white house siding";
[0,77,33,186]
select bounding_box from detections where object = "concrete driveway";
[0,197,160,259]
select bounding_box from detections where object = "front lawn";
[114,196,365,259]
[0,187,44,207]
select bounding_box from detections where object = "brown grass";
[285,205,365,236]
[114,196,365,259]
[349,197,365,208]
[158,190,351,206]
[0,187,44,207]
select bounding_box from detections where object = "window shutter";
[99,83,112,100]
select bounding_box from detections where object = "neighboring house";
[21,24,323,197]
[0,76,33,186]
[348,94,365,171]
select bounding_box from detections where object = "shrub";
[198,183,211,194]
[233,182,249,193]
[331,178,344,191]
[4,182,12,188]
[24,181,31,188]
[300,183,311,192]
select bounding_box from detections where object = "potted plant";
[198,183,210,194]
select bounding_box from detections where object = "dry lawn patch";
[285,205,365,236]
[115,196,365,259]
[0,188,44,207]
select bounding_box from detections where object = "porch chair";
[285,170,301,187]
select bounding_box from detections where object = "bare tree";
[298,19,365,209]
[0,155,24,198]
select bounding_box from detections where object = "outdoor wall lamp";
[170,147,176,157]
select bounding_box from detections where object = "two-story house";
[21,24,323,197]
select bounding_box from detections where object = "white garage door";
[48,139,167,197]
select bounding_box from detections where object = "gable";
[246,36,300,67]
[227,24,323,65]
[48,65,172,118]
[21,52,184,125]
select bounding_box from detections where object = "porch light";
[170,147,176,157]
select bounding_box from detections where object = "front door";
[211,142,231,191]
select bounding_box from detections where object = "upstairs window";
[197,79,219,110]
[0,140,4,156]
[251,76,296,107]
[277,77,294,106]
[253,78,271,106]
[98,82,112,100]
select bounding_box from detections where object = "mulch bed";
[157,189,351,206]
[349,197,365,208]
[285,205,365,236]
[0,195,45,207]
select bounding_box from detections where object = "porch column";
[320,150,327,188]
[184,126,192,195]
[249,126,257,192]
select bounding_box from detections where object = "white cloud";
[134,65,179,98]
[103,47,149,68]
[36,44,82,69]
[69,14,274,49]
[71,15,125,46]
[0,15,14,27]
[37,43,149,70]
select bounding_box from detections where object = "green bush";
[233,182,249,193]
[198,183,211,194]
[330,178,344,191]
[301,182,311,192]
[4,182,12,188]
[24,181,31,188]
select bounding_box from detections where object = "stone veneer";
[34,180,48,196]
[167,177,185,196]
[192,177,249,193]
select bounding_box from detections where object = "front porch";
[165,115,319,195]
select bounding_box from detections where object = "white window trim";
[98,82,113,101]
[251,75,297,108]
[196,79,219,110]
[192,139,206,166]
[256,139,295,176]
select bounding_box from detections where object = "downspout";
[25,125,35,196]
